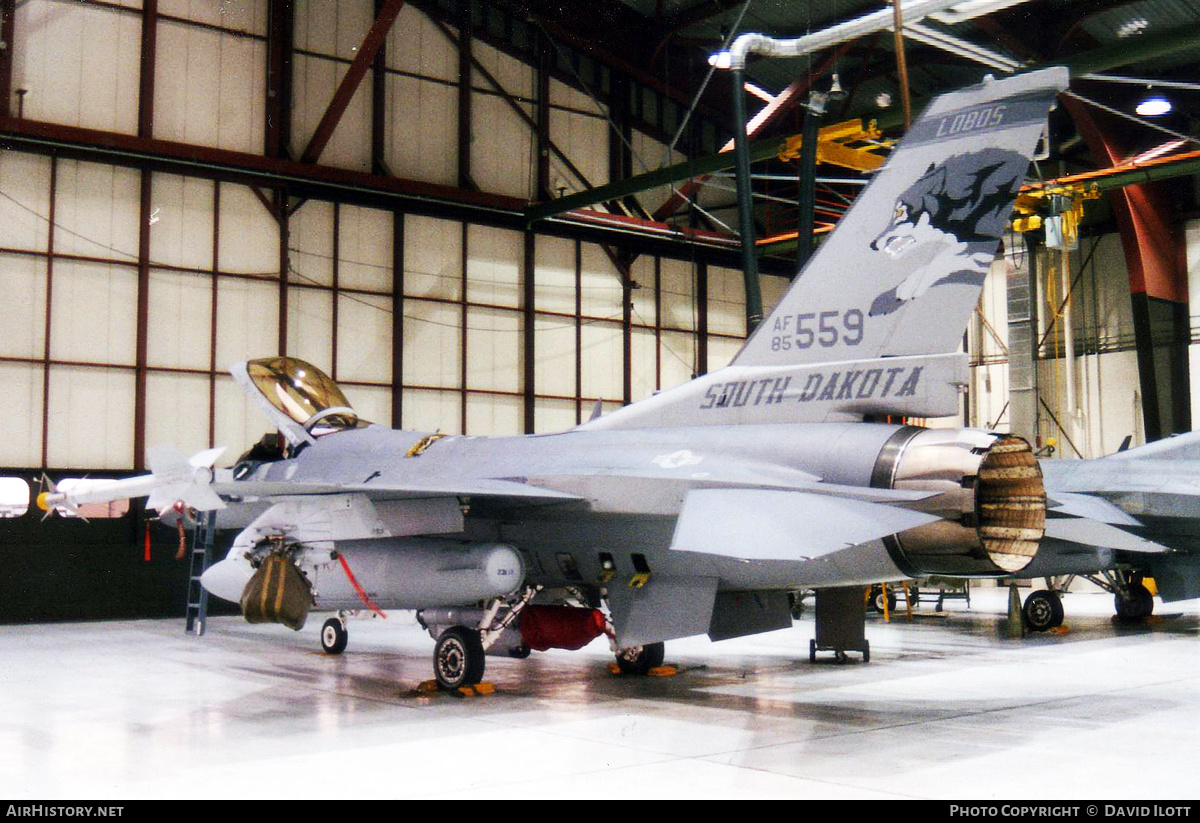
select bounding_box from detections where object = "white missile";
[37,446,227,516]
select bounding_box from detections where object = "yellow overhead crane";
[756,118,891,250]
[1010,182,1101,237]
[776,117,892,172]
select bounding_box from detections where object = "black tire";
[871,586,897,613]
[320,617,348,655]
[615,641,665,675]
[434,626,486,690]
[1022,589,1064,632]
[1115,583,1154,622]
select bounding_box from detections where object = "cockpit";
[234,357,370,471]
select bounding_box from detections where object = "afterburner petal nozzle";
[872,427,1046,576]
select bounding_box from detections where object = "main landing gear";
[615,642,665,676]
[320,588,672,690]
[1020,571,1155,632]
[1021,588,1065,632]
[433,626,487,690]
[1078,570,1155,622]
[1109,572,1154,622]
[418,588,670,690]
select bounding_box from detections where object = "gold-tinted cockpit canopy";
[245,357,369,433]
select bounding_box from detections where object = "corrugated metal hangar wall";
[0,0,786,621]
[0,0,786,474]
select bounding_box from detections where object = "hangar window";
[0,477,29,518]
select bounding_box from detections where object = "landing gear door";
[606,576,718,647]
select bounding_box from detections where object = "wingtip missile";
[36,447,228,518]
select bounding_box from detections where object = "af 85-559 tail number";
[771,309,864,352]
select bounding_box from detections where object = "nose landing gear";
[320,614,349,654]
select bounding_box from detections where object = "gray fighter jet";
[41,68,1073,688]
[1008,437,1200,630]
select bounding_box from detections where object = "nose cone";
[201,555,253,603]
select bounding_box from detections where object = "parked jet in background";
[39,68,1076,689]
[1010,436,1200,630]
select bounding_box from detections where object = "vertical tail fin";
[734,67,1068,368]
[580,68,1068,432]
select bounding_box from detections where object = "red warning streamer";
[337,554,387,619]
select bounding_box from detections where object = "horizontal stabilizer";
[1042,518,1169,554]
[1048,492,1141,526]
[1106,430,1200,461]
[670,488,941,561]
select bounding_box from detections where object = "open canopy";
[245,357,369,435]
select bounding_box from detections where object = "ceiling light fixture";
[1136,96,1172,117]
[707,51,732,70]
[1117,18,1149,38]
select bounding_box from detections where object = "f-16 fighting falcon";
[39,67,1074,690]
[1007,433,1200,631]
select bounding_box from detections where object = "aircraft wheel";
[434,626,486,690]
[870,586,897,614]
[1022,589,1064,632]
[320,617,348,655]
[1115,583,1154,622]
[615,641,665,675]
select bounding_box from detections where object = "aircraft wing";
[213,476,584,504]
[670,488,942,561]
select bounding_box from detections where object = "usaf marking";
[700,367,923,410]
[770,309,864,352]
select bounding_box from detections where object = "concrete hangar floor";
[5,589,1199,799]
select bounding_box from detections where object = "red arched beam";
[1061,95,1190,440]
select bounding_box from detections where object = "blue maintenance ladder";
[185,510,217,636]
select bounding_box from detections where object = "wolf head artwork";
[868,148,1028,317]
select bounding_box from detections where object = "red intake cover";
[518,605,607,651]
